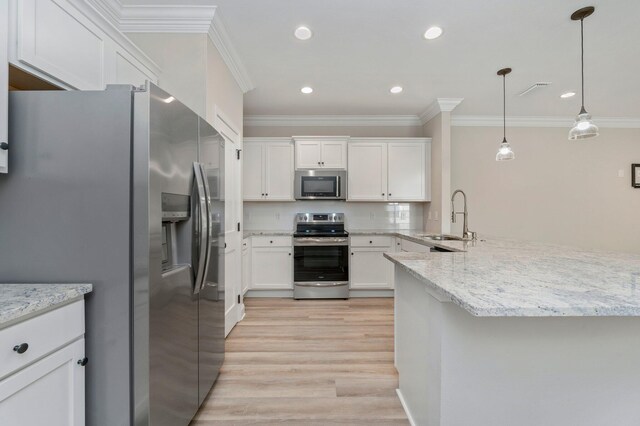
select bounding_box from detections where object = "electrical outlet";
[434,211,439,221]
[428,211,432,220]
[618,169,625,178]
[275,213,280,220]
[370,212,375,220]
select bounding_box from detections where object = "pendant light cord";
[503,74,506,141]
[580,18,585,111]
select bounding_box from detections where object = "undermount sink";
[420,234,465,241]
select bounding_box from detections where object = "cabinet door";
[242,143,264,200]
[0,338,85,426]
[17,0,105,89]
[387,143,425,201]
[0,0,7,173]
[320,141,347,169]
[265,143,294,201]
[251,247,293,289]
[350,248,393,289]
[347,143,387,201]
[295,141,322,169]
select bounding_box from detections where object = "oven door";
[293,239,349,284]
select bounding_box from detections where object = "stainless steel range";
[293,213,349,299]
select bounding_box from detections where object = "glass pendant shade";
[569,110,599,140]
[496,138,515,161]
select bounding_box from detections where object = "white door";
[387,143,426,201]
[251,247,293,289]
[241,239,250,295]
[0,0,8,173]
[348,143,387,201]
[242,142,264,200]
[320,141,347,169]
[265,142,294,201]
[295,141,322,169]
[0,339,85,426]
[350,248,393,289]
[215,108,244,336]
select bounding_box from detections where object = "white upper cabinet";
[243,138,294,201]
[1,0,8,173]
[294,136,348,170]
[348,142,387,201]
[7,0,159,90]
[387,142,426,201]
[348,138,431,202]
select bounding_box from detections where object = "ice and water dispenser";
[160,192,191,272]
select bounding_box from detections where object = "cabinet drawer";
[251,236,292,248]
[350,235,393,248]
[0,301,84,380]
[400,238,431,253]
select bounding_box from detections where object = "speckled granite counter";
[385,238,640,317]
[0,284,93,327]
[243,231,293,239]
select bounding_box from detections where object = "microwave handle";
[336,175,341,198]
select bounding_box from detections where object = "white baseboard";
[245,289,294,298]
[396,388,417,426]
[349,290,394,298]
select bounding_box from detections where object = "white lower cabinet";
[250,237,293,290]
[349,235,395,290]
[0,338,85,426]
[0,300,87,426]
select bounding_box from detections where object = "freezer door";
[137,84,200,426]
[197,117,226,404]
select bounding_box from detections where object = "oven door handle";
[293,237,349,246]
[294,282,349,288]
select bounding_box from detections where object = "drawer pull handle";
[13,343,29,354]
[369,241,373,244]
[77,357,89,367]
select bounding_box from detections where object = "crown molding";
[87,0,254,92]
[244,115,423,127]
[419,98,464,125]
[451,115,640,128]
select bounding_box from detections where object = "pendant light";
[496,68,515,161]
[568,6,599,140]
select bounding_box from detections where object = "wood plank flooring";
[191,297,409,425]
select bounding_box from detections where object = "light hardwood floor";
[191,297,409,425]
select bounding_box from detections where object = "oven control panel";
[296,213,344,224]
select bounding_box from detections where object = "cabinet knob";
[382,193,385,196]
[77,357,89,366]
[13,343,29,354]
[289,253,292,256]
[318,161,321,165]
[351,252,354,255]
[0,142,8,151]
[270,240,273,244]
[321,162,325,165]
[389,193,392,196]
[265,193,268,196]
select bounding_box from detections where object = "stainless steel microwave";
[294,170,347,200]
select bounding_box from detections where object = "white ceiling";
[121,0,640,118]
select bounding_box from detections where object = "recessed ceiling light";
[390,86,403,94]
[560,91,576,99]
[423,26,443,40]
[294,26,313,40]
[301,86,313,94]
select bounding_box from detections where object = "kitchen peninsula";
[385,238,640,426]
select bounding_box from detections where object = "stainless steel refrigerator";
[0,83,225,426]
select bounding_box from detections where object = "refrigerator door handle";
[193,162,209,294]
[199,163,214,292]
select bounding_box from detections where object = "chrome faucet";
[451,189,476,240]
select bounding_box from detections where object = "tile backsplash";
[244,201,425,231]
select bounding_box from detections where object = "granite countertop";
[243,231,293,239]
[384,238,640,317]
[0,284,93,328]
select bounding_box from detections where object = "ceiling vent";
[518,82,552,96]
